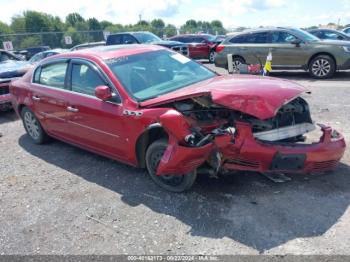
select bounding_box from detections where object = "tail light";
[216,45,225,53]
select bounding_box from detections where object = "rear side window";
[107,35,123,45]
[38,62,68,89]
[191,37,205,43]
[123,35,137,44]
[229,34,247,43]
[229,32,269,43]
[324,31,343,40]
[71,64,105,96]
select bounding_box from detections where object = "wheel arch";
[308,52,337,69]
[135,124,169,168]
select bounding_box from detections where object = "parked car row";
[214,27,350,79]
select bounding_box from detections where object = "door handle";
[32,95,41,101]
[67,106,79,113]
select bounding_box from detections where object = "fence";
[0,30,106,50]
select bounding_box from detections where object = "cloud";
[220,0,286,16]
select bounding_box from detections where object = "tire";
[21,107,49,144]
[308,55,335,79]
[209,50,216,63]
[231,56,245,72]
[145,139,197,192]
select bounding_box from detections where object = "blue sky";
[0,0,349,30]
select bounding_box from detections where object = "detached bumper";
[221,122,346,174]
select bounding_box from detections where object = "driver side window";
[71,63,105,96]
[271,31,297,43]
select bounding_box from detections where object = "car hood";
[140,75,306,120]
[151,40,187,47]
[0,60,31,79]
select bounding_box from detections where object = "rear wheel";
[309,55,335,79]
[21,107,49,144]
[209,50,216,63]
[231,57,245,72]
[145,139,197,192]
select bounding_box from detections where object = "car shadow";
[18,135,350,253]
[0,110,18,125]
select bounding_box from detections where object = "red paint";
[10,45,346,179]
[169,34,219,60]
[141,74,306,120]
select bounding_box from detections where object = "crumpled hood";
[0,60,31,79]
[140,75,306,120]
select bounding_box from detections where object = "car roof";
[109,31,153,36]
[52,44,165,61]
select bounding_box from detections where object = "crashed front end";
[153,94,346,177]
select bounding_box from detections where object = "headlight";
[343,46,350,52]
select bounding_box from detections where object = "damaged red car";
[10,45,346,192]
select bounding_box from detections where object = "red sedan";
[169,34,220,63]
[10,45,346,192]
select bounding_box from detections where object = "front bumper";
[156,121,346,176]
[221,122,346,174]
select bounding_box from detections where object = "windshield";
[290,28,320,42]
[133,32,162,43]
[106,50,216,101]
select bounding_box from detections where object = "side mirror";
[291,39,302,47]
[95,85,112,101]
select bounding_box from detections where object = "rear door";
[62,59,128,160]
[188,36,209,59]
[227,32,270,65]
[31,60,71,137]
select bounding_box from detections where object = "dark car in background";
[16,46,50,60]
[1,50,31,110]
[343,27,350,35]
[169,34,221,63]
[215,27,350,79]
[106,31,188,56]
[308,29,350,41]
[28,49,68,64]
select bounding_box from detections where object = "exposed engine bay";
[169,95,315,146]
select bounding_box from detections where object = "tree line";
[0,11,227,49]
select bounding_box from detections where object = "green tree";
[150,19,165,37]
[100,20,113,30]
[164,24,177,38]
[20,36,41,49]
[66,13,85,27]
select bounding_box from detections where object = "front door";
[269,31,310,68]
[62,59,128,161]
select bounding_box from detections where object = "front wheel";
[145,139,197,192]
[309,55,335,79]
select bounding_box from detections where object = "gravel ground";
[0,67,350,255]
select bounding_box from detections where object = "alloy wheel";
[311,59,331,77]
[24,111,40,140]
